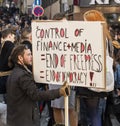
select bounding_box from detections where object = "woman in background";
[76,10,113,126]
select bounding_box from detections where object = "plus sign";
[67,44,71,49]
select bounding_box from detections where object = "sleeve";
[18,73,60,101]
[1,42,14,69]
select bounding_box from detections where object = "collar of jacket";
[15,63,32,74]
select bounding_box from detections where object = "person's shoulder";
[13,65,28,75]
[4,40,14,45]
[22,40,30,44]
[2,41,14,52]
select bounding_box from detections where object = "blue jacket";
[114,63,120,88]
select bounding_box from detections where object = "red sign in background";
[33,6,44,17]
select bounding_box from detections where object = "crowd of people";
[0,6,120,126]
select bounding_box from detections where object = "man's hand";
[59,81,70,97]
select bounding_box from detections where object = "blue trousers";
[80,97,102,126]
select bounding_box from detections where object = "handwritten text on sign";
[32,21,105,88]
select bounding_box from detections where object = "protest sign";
[32,20,105,89]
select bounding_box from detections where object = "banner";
[32,20,106,89]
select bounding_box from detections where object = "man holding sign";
[6,44,70,126]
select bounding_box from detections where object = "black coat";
[0,41,14,71]
[0,41,14,94]
[6,64,60,126]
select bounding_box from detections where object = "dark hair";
[8,44,29,68]
[1,28,15,39]
[21,27,31,40]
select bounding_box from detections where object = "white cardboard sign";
[32,20,105,88]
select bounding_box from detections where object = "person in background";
[21,27,32,52]
[21,27,51,126]
[112,31,120,57]
[6,44,70,126]
[49,12,78,126]
[113,50,120,122]
[103,48,120,126]
[0,28,15,96]
[116,31,120,43]
[76,10,113,126]
[114,50,120,89]
[0,28,15,125]
[114,31,120,43]
[21,27,32,72]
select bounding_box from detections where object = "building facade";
[42,0,120,21]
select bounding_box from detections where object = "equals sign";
[40,71,44,78]
[41,54,45,60]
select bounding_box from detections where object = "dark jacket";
[0,41,14,71]
[6,64,60,126]
[0,41,14,94]
[75,87,109,98]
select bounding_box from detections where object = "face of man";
[23,49,32,66]
[18,49,32,66]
